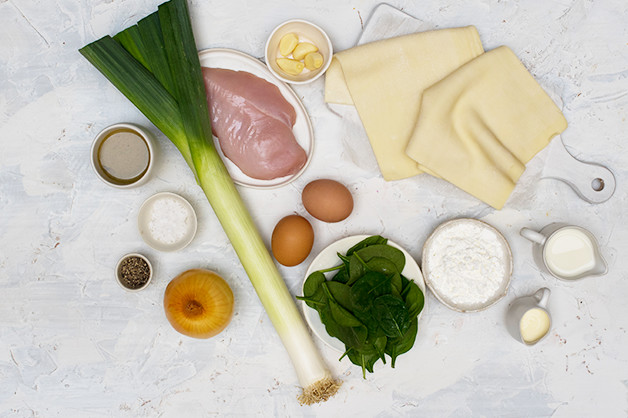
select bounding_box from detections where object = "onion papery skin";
[164,269,234,339]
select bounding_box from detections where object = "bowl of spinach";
[298,235,426,377]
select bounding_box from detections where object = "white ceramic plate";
[302,235,427,352]
[421,218,513,313]
[198,48,314,189]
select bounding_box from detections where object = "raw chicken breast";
[202,67,307,180]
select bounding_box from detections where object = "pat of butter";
[520,308,550,344]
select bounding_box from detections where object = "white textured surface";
[1,0,627,416]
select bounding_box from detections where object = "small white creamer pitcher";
[506,288,552,346]
[520,223,607,281]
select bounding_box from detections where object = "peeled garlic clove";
[163,269,234,339]
[279,32,299,56]
[292,42,318,60]
[304,52,324,70]
[276,58,305,76]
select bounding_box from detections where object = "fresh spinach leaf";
[331,267,349,284]
[373,294,411,338]
[390,272,403,296]
[337,252,351,264]
[323,283,363,328]
[400,274,410,289]
[364,257,403,295]
[350,271,391,309]
[329,302,363,328]
[303,271,325,297]
[296,291,326,308]
[317,303,340,339]
[401,280,425,318]
[347,348,381,378]
[356,244,405,272]
[325,281,353,311]
[297,271,327,309]
[337,253,351,275]
[339,325,368,351]
[374,336,388,364]
[346,235,388,256]
[362,336,388,365]
[353,308,385,339]
[385,318,418,368]
[319,303,367,350]
[366,257,398,275]
[347,253,368,286]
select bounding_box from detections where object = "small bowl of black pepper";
[115,253,153,292]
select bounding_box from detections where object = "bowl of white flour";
[421,218,513,312]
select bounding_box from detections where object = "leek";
[80,0,339,404]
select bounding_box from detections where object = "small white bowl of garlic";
[265,19,333,85]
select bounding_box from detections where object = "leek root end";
[297,377,342,405]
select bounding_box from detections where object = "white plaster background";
[1,0,627,416]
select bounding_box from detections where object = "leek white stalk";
[199,148,339,402]
[79,0,339,404]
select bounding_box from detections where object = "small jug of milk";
[520,224,607,281]
[506,288,552,345]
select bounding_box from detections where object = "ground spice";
[119,256,151,289]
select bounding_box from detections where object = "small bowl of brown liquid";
[91,123,155,188]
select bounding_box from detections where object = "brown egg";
[302,179,353,223]
[271,215,314,266]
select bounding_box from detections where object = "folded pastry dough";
[325,27,484,180]
[405,46,568,209]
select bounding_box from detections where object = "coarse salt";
[425,221,509,307]
[148,197,190,244]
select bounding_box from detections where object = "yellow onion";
[163,269,234,338]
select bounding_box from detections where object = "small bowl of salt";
[138,192,197,252]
